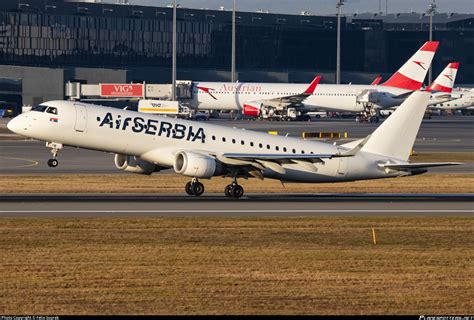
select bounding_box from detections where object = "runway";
[1,194,472,217]
[0,115,473,174]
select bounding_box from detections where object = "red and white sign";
[100,84,143,97]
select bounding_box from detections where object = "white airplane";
[383,63,471,114]
[7,91,461,198]
[188,41,439,122]
[429,87,473,111]
[426,62,462,106]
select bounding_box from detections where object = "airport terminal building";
[0,0,473,113]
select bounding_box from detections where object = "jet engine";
[242,102,262,117]
[173,151,225,178]
[114,154,163,175]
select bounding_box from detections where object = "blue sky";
[127,0,473,15]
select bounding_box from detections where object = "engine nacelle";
[114,154,163,175]
[173,151,225,178]
[242,102,262,117]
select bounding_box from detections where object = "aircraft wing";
[259,75,321,106]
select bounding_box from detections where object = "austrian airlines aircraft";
[188,41,439,122]
[8,91,460,198]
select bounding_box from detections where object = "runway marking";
[1,209,473,213]
[0,156,39,169]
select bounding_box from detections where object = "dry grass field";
[0,173,473,194]
[0,217,472,315]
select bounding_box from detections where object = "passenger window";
[241,140,244,145]
[259,143,263,148]
[275,146,279,151]
[232,139,236,144]
[212,135,216,140]
[222,137,226,142]
[301,150,305,154]
[283,147,287,152]
[267,145,270,149]
[46,107,58,115]
[292,149,296,153]
[250,142,254,147]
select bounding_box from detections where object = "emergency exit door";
[74,104,87,132]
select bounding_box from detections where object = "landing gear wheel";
[192,182,205,196]
[185,181,194,195]
[231,185,244,199]
[185,181,205,196]
[224,184,234,197]
[47,158,58,167]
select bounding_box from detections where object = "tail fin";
[426,62,459,93]
[361,91,431,161]
[381,41,439,90]
[371,75,382,86]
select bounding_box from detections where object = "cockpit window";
[46,107,58,115]
[31,105,48,112]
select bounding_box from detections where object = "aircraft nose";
[7,116,23,134]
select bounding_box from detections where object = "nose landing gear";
[46,142,63,168]
[185,178,205,196]
[224,177,244,199]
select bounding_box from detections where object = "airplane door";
[337,148,348,175]
[74,104,87,132]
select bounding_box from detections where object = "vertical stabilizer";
[426,62,459,93]
[361,91,431,161]
[381,41,439,90]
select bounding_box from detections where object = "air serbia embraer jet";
[8,92,461,198]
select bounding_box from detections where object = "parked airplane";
[382,63,469,115]
[187,41,439,122]
[7,91,460,198]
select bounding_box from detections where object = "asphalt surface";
[0,116,473,174]
[0,194,472,217]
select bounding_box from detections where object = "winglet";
[303,75,321,95]
[371,75,382,86]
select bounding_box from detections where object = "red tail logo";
[443,74,453,81]
[412,60,426,70]
[196,86,217,100]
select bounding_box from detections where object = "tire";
[231,185,244,199]
[192,182,205,196]
[185,181,194,195]
[224,184,233,197]
[48,159,58,167]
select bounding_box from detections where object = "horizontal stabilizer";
[378,162,463,170]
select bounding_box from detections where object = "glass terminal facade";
[0,0,472,82]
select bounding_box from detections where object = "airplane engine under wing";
[242,102,262,117]
[173,151,226,178]
[114,154,164,175]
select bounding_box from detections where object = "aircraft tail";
[361,91,431,161]
[381,41,439,90]
[426,62,459,93]
[371,75,382,86]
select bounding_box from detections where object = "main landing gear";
[183,177,245,199]
[46,142,63,168]
[185,178,205,196]
[224,177,244,199]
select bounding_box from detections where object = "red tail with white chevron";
[426,62,459,93]
[381,41,439,90]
